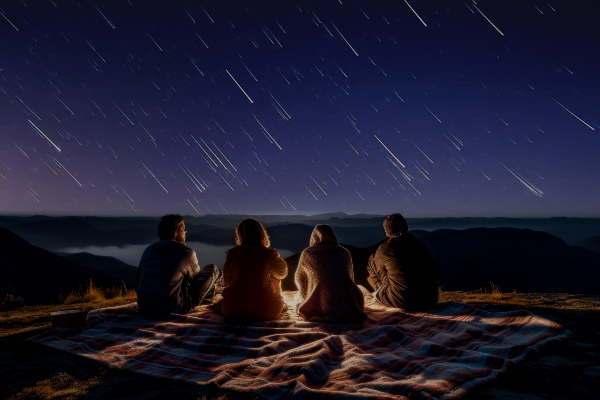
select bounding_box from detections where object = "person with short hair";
[136,214,220,316]
[295,224,367,323]
[220,218,288,320]
[367,213,440,311]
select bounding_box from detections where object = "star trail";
[0,0,598,216]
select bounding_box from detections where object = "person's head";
[383,214,408,237]
[235,218,270,247]
[157,214,186,243]
[310,224,338,247]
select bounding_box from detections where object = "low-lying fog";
[60,242,294,268]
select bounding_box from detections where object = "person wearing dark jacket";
[136,214,220,316]
[295,224,366,323]
[367,214,440,311]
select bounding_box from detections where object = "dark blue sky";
[0,0,598,216]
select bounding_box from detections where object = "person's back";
[136,214,220,316]
[295,224,366,323]
[368,214,440,311]
[221,218,288,320]
[137,239,198,315]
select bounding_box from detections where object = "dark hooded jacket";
[368,233,440,311]
[136,240,200,315]
[295,225,367,323]
[221,245,288,320]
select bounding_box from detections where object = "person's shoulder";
[267,247,282,257]
[337,244,352,256]
[225,245,238,254]
[376,240,391,252]
[143,240,168,254]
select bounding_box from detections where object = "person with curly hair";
[220,218,288,320]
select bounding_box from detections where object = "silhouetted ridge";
[58,252,137,287]
[0,227,130,304]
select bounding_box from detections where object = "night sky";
[0,0,598,217]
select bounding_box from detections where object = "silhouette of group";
[136,213,440,322]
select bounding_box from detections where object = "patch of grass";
[7,372,103,400]
[439,283,600,310]
[1,294,25,311]
[62,281,136,306]
[0,283,137,338]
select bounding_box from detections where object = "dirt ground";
[1,293,599,400]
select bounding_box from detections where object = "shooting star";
[332,23,359,56]
[50,156,82,187]
[404,0,427,27]
[226,69,254,103]
[502,163,544,197]
[0,9,19,31]
[425,106,442,123]
[553,99,595,130]
[472,2,504,36]
[374,134,406,168]
[141,162,169,193]
[308,173,328,196]
[28,120,61,152]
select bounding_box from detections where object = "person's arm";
[367,254,382,290]
[346,251,355,281]
[270,250,288,280]
[178,250,200,287]
[187,251,201,279]
[295,251,308,293]
[222,253,233,287]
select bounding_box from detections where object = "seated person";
[295,224,367,323]
[136,214,220,316]
[367,214,440,311]
[221,218,288,320]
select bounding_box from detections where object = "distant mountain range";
[2,215,600,253]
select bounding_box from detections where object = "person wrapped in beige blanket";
[295,224,367,323]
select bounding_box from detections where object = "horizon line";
[2,212,600,219]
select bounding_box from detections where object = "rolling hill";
[0,228,132,305]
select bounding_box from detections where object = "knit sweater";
[295,225,367,323]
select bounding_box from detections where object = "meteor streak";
[141,162,169,193]
[472,3,504,36]
[308,173,328,196]
[404,0,427,27]
[226,69,254,103]
[254,114,282,150]
[332,23,359,56]
[553,99,595,130]
[28,120,61,152]
[374,134,405,168]
[0,9,18,31]
[50,156,82,187]
[501,163,544,197]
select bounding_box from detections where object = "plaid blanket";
[30,287,572,399]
